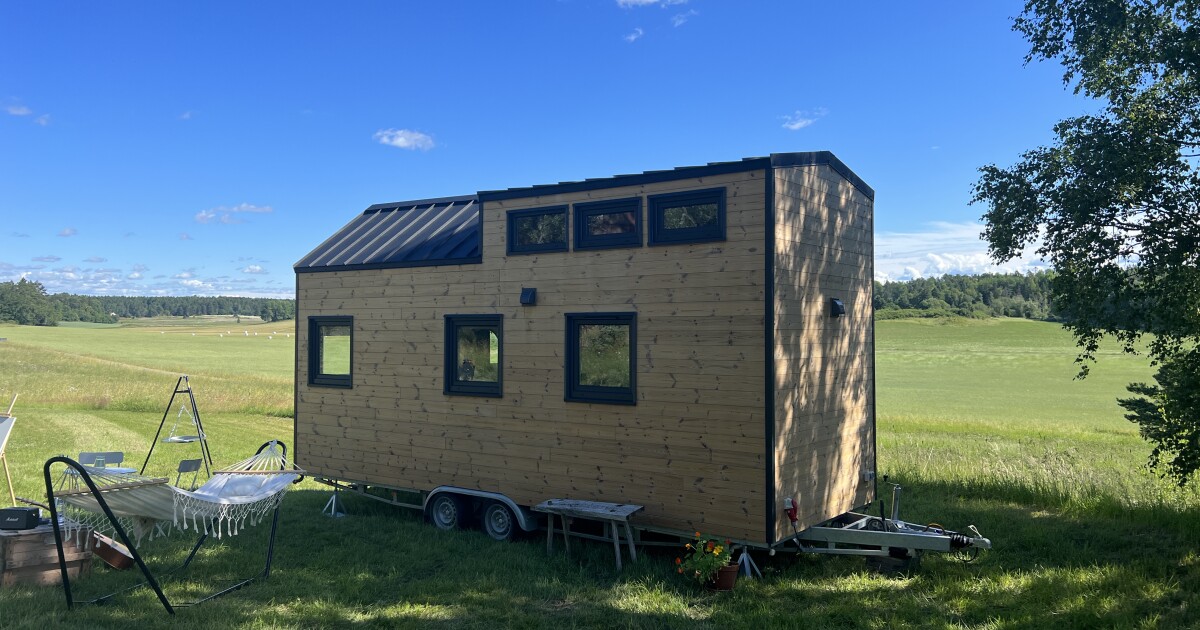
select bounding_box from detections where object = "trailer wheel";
[482,502,516,542]
[428,494,468,531]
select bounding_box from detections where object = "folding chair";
[175,459,203,491]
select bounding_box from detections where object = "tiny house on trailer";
[293,152,879,548]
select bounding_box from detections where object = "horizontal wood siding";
[296,170,769,543]
[772,164,876,540]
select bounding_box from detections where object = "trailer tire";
[482,502,516,542]
[428,494,469,531]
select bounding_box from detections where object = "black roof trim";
[477,157,772,202]
[364,194,478,214]
[294,255,483,274]
[476,152,873,203]
[770,151,874,201]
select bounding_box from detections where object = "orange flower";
[725,539,732,545]
[694,532,702,538]
[675,557,682,565]
[706,541,715,551]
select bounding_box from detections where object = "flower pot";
[707,563,739,591]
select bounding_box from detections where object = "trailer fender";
[424,487,539,532]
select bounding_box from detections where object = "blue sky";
[1,1,1092,298]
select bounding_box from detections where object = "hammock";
[44,440,303,615]
[56,441,302,543]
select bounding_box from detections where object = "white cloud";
[242,264,267,274]
[625,27,644,42]
[32,255,61,263]
[173,270,195,279]
[373,129,435,151]
[34,114,50,126]
[196,203,273,224]
[5,105,31,116]
[179,111,194,120]
[782,108,828,131]
[58,227,77,237]
[84,256,107,263]
[875,221,1048,282]
[179,232,193,241]
[127,271,143,280]
[672,9,697,26]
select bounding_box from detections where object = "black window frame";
[444,314,504,398]
[308,316,353,388]
[565,312,637,405]
[573,197,642,250]
[506,205,569,255]
[647,187,726,246]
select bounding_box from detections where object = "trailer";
[292,152,990,563]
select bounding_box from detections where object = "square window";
[308,316,352,388]
[507,206,568,255]
[574,198,641,250]
[565,312,636,405]
[648,187,726,245]
[445,314,503,397]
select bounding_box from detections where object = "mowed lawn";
[0,317,1197,629]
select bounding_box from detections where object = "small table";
[531,499,643,570]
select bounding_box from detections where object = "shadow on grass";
[2,485,1196,629]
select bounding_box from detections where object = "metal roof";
[294,195,481,273]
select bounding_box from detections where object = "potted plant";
[676,532,738,591]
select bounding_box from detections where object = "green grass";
[0,317,1197,628]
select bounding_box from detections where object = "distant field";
[0,317,1195,629]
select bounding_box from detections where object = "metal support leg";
[623,522,637,563]
[322,487,345,517]
[736,548,762,578]
[2,455,14,506]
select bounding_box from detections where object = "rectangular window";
[507,206,568,255]
[444,314,503,397]
[308,316,352,388]
[565,312,636,405]
[648,187,726,245]
[573,197,641,250]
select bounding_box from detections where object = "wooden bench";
[531,499,643,570]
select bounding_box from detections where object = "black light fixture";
[830,298,846,318]
[520,287,537,306]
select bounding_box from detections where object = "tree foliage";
[0,281,296,326]
[875,271,1059,320]
[973,0,1200,484]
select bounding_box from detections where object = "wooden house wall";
[296,169,771,542]
[772,164,876,539]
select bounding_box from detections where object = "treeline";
[875,271,1057,320]
[0,279,295,326]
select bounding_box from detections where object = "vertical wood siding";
[772,164,876,540]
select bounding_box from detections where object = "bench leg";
[610,521,622,571]
[562,517,571,553]
[545,515,555,553]
[623,522,637,562]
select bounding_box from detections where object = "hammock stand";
[43,440,301,615]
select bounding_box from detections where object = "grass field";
[0,317,1197,628]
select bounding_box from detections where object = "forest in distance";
[0,278,295,325]
[0,270,1056,327]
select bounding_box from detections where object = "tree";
[972,0,1200,484]
[0,279,59,326]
